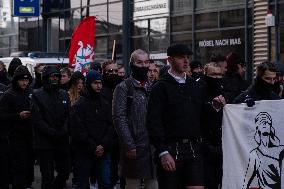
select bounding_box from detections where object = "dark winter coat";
[0,83,7,97]
[32,88,70,150]
[201,76,224,163]
[146,72,206,154]
[223,73,249,103]
[112,77,153,179]
[0,66,33,139]
[70,92,113,154]
[233,80,280,103]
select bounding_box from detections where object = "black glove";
[244,97,255,107]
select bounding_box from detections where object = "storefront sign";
[198,38,241,47]
[134,0,169,18]
[13,0,40,17]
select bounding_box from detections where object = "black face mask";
[256,77,274,92]
[205,76,223,94]
[131,64,148,82]
[103,74,120,89]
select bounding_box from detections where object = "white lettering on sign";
[198,38,242,47]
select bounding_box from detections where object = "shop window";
[171,33,192,46]
[149,35,169,51]
[171,0,192,13]
[150,18,169,35]
[109,2,123,33]
[171,15,192,32]
[108,34,122,54]
[196,0,244,10]
[195,12,218,30]
[220,9,244,27]
[95,37,108,54]
[132,37,148,51]
[132,20,148,36]
[195,29,245,64]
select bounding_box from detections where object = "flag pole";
[111,40,116,61]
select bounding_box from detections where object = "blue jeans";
[74,152,112,189]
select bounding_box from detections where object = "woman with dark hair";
[223,52,249,103]
[68,71,85,106]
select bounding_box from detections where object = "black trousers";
[9,136,34,189]
[38,149,70,189]
[157,141,204,189]
[0,137,10,189]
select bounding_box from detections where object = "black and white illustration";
[222,100,284,189]
[242,112,284,189]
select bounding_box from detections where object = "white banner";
[222,100,284,189]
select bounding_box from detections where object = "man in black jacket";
[70,70,113,189]
[146,44,225,189]
[234,61,280,103]
[0,65,34,189]
[32,65,71,189]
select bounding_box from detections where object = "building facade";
[0,0,283,81]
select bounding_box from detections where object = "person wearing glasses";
[113,49,158,189]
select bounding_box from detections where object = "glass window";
[89,5,108,35]
[196,0,244,9]
[132,37,148,51]
[150,18,169,35]
[171,15,192,32]
[150,35,169,51]
[108,34,122,54]
[50,19,59,52]
[171,33,192,46]
[132,20,148,36]
[279,4,284,23]
[220,9,244,27]
[109,2,123,33]
[195,12,218,30]
[95,37,108,54]
[59,18,65,38]
[71,0,82,8]
[171,0,192,13]
[195,29,245,64]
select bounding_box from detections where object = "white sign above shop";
[198,38,242,47]
[133,0,169,19]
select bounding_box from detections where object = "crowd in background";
[0,43,283,189]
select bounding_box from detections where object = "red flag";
[68,16,96,73]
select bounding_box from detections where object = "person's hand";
[212,95,226,110]
[244,97,255,107]
[95,145,104,157]
[126,149,136,159]
[19,111,31,119]
[161,153,176,172]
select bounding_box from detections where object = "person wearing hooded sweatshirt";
[70,70,113,189]
[32,65,71,189]
[234,62,280,103]
[0,65,34,189]
[7,58,23,83]
[113,49,158,189]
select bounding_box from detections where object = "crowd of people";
[0,43,283,189]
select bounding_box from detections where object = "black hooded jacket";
[234,78,280,103]
[32,66,70,150]
[0,66,33,138]
[146,72,207,154]
[70,85,113,154]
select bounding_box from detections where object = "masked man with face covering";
[32,65,71,189]
[234,62,280,103]
[113,49,158,189]
[0,65,34,189]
